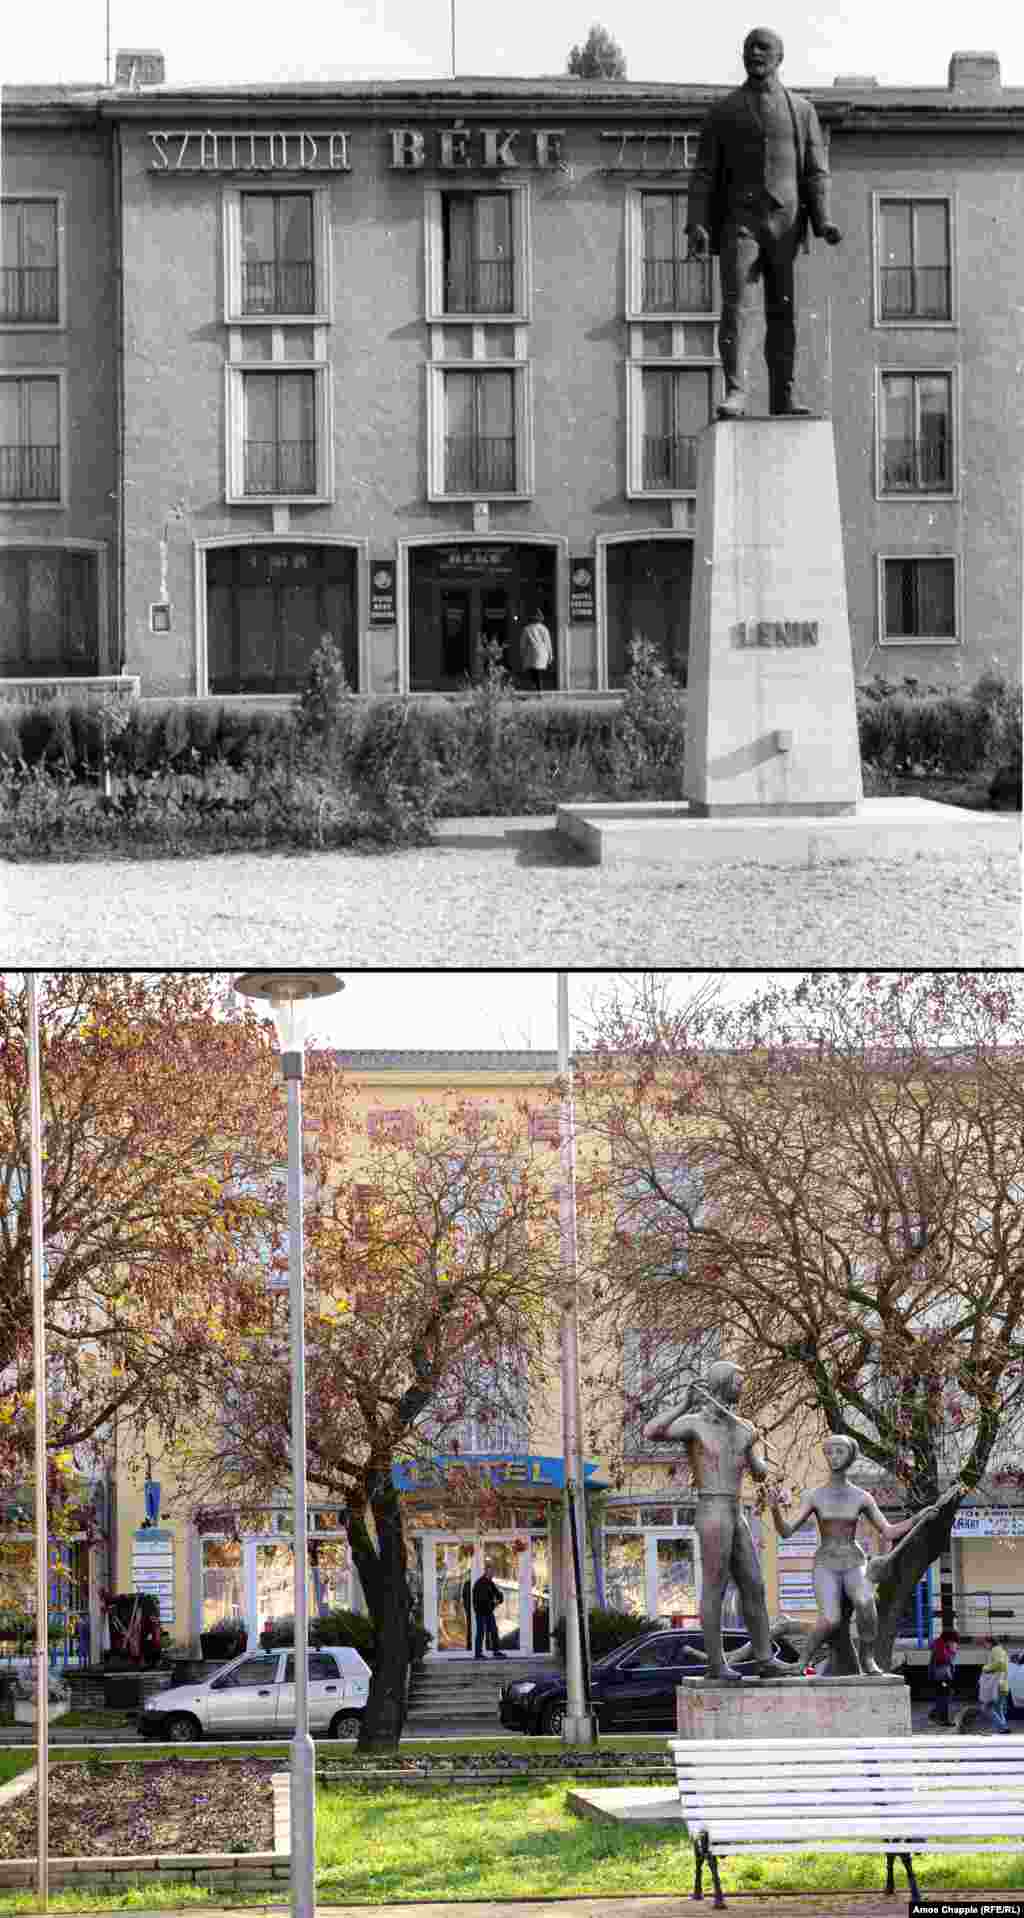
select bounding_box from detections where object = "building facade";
[1,52,1022,703]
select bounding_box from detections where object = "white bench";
[670,1734,1024,1908]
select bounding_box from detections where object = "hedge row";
[0,662,1018,824]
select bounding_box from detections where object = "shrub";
[552,1606,658,1665]
[856,686,994,779]
[261,1608,378,1668]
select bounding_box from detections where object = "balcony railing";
[0,267,59,323]
[643,257,713,312]
[642,432,699,490]
[0,444,59,500]
[882,434,951,491]
[880,266,951,319]
[444,258,515,313]
[242,260,315,315]
[444,434,516,493]
[243,438,316,495]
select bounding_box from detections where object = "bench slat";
[702,1839,1024,1855]
[698,1817,1024,1836]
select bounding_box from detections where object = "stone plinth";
[684,419,862,817]
[676,1675,910,1740]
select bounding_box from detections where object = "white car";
[138,1645,371,1742]
[1004,1650,1024,1715]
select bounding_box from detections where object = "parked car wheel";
[539,1701,564,1736]
[164,1713,202,1743]
[330,1711,362,1739]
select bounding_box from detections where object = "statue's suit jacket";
[685,84,832,255]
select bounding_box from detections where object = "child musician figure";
[770,1434,940,1676]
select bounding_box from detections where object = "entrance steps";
[407,1655,560,1725]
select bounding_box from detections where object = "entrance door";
[424,1534,545,1655]
[605,539,693,687]
[440,588,472,683]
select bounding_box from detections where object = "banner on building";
[952,1507,1024,1537]
[569,559,595,622]
[370,561,396,624]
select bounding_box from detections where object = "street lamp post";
[557,973,595,1746]
[233,973,344,1918]
[27,975,49,1911]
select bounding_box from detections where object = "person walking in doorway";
[519,610,553,693]
[472,1563,505,1658]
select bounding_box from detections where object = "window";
[428,364,533,499]
[640,194,713,313]
[244,371,315,494]
[444,193,513,313]
[201,1537,243,1633]
[446,369,514,493]
[877,198,952,322]
[0,377,60,501]
[241,194,314,315]
[1,200,59,324]
[0,547,98,676]
[421,1347,529,1455]
[636,367,710,492]
[626,190,717,321]
[224,189,330,323]
[214,1655,278,1689]
[622,1325,720,1455]
[206,544,356,693]
[880,556,957,644]
[224,364,332,503]
[879,373,954,494]
[285,1652,343,1682]
[615,1153,706,1276]
[425,187,530,321]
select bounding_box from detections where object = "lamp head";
[232,972,344,1056]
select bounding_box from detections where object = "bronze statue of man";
[686,26,842,418]
[643,1359,796,1680]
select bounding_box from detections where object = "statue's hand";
[821,224,842,246]
[686,225,710,260]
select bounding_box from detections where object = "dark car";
[499,1628,799,1735]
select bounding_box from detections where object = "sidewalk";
[65,1898,1024,1916]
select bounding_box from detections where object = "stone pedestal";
[683,418,862,817]
[676,1674,910,1740]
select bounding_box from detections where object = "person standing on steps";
[519,610,553,693]
[685,26,842,419]
[472,1562,505,1659]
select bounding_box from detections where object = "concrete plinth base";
[676,1674,910,1740]
[684,419,862,814]
[557,797,1019,867]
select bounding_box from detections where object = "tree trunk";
[347,1482,412,1753]
[871,1510,957,1671]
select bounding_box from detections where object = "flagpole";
[28,976,48,1911]
[557,973,594,1745]
[451,0,456,78]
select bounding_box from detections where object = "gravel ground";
[4,817,1020,966]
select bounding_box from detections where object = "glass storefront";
[409,543,557,691]
[421,1531,549,1654]
[603,1508,700,1623]
[605,538,692,686]
[206,543,357,694]
[199,1525,353,1647]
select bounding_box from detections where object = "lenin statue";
[686,27,842,418]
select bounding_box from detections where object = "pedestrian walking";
[519,610,553,693]
[927,1626,960,1726]
[979,1633,1011,1731]
[472,1563,506,1659]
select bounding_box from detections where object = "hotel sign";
[147,125,698,174]
[392,1453,600,1490]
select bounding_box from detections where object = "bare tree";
[572,971,1024,1669]
[566,24,627,77]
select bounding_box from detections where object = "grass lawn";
[0,1758,1023,1911]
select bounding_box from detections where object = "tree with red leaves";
[572,970,1024,1671]
[0,971,289,1556]
[173,1089,562,1751]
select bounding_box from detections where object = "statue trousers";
[696,1495,773,1667]
[717,201,802,410]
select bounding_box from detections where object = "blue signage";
[392,1452,599,1491]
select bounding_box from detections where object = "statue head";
[742,27,784,83]
[823,1433,859,1473]
[707,1359,743,1405]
